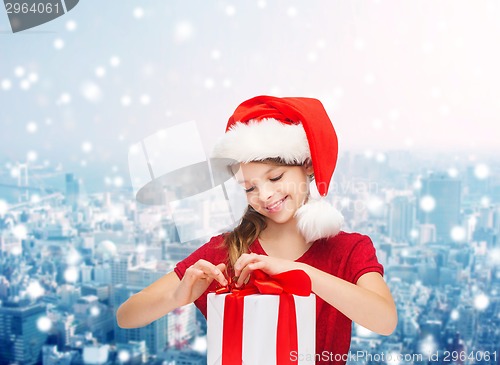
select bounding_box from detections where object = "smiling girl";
[117,95,397,365]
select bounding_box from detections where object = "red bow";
[213,269,312,364]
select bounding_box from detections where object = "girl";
[117,96,397,365]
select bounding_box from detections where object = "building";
[113,284,170,355]
[388,195,416,243]
[0,299,48,365]
[65,173,80,208]
[418,173,461,242]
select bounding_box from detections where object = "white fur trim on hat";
[294,198,344,243]
[211,118,310,164]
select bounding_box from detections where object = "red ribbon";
[213,269,312,365]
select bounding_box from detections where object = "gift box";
[207,270,316,365]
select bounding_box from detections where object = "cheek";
[247,195,261,207]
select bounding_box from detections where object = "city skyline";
[0,149,499,364]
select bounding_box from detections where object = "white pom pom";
[294,198,344,243]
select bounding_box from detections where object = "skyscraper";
[113,284,170,355]
[0,300,48,365]
[388,195,416,243]
[418,173,461,242]
[65,173,80,208]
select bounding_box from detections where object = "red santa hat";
[212,95,344,242]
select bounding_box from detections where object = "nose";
[258,182,274,202]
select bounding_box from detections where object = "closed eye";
[270,173,284,182]
[244,187,255,193]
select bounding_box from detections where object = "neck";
[258,218,310,260]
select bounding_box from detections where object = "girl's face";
[233,161,314,225]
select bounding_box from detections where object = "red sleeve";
[346,235,384,284]
[173,234,228,280]
[173,234,228,317]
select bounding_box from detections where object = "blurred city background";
[1,1,499,364]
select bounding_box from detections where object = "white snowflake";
[95,66,106,78]
[28,73,38,83]
[1,79,12,90]
[66,20,77,31]
[225,5,236,16]
[174,21,194,43]
[67,249,81,265]
[114,176,124,188]
[81,81,102,102]
[110,56,121,67]
[53,38,65,50]
[13,224,28,239]
[64,267,79,283]
[287,7,298,17]
[82,141,93,153]
[133,7,144,19]
[121,95,131,106]
[26,121,37,133]
[420,335,436,356]
[450,226,466,242]
[90,306,100,316]
[375,152,386,163]
[58,93,71,105]
[480,196,490,207]
[20,79,31,90]
[474,163,489,180]
[26,280,45,299]
[419,195,436,212]
[447,167,458,178]
[191,336,207,353]
[140,94,151,105]
[14,66,25,77]
[474,293,489,310]
[37,316,52,332]
[118,351,130,362]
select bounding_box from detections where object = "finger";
[184,267,207,283]
[234,253,258,277]
[236,261,259,287]
[193,260,228,286]
[215,263,228,286]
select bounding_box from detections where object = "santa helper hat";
[212,95,344,243]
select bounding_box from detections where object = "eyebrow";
[236,166,279,184]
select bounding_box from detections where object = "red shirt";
[174,231,384,365]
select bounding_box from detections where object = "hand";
[233,253,300,288]
[173,259,228,307]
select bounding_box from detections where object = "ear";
[303,159,314,176]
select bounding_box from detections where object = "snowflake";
[419,195,436,212]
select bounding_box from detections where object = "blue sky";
[1,0,499,191]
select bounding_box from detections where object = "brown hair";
[221,157,307,274]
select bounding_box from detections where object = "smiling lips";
[265,196,288,212]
